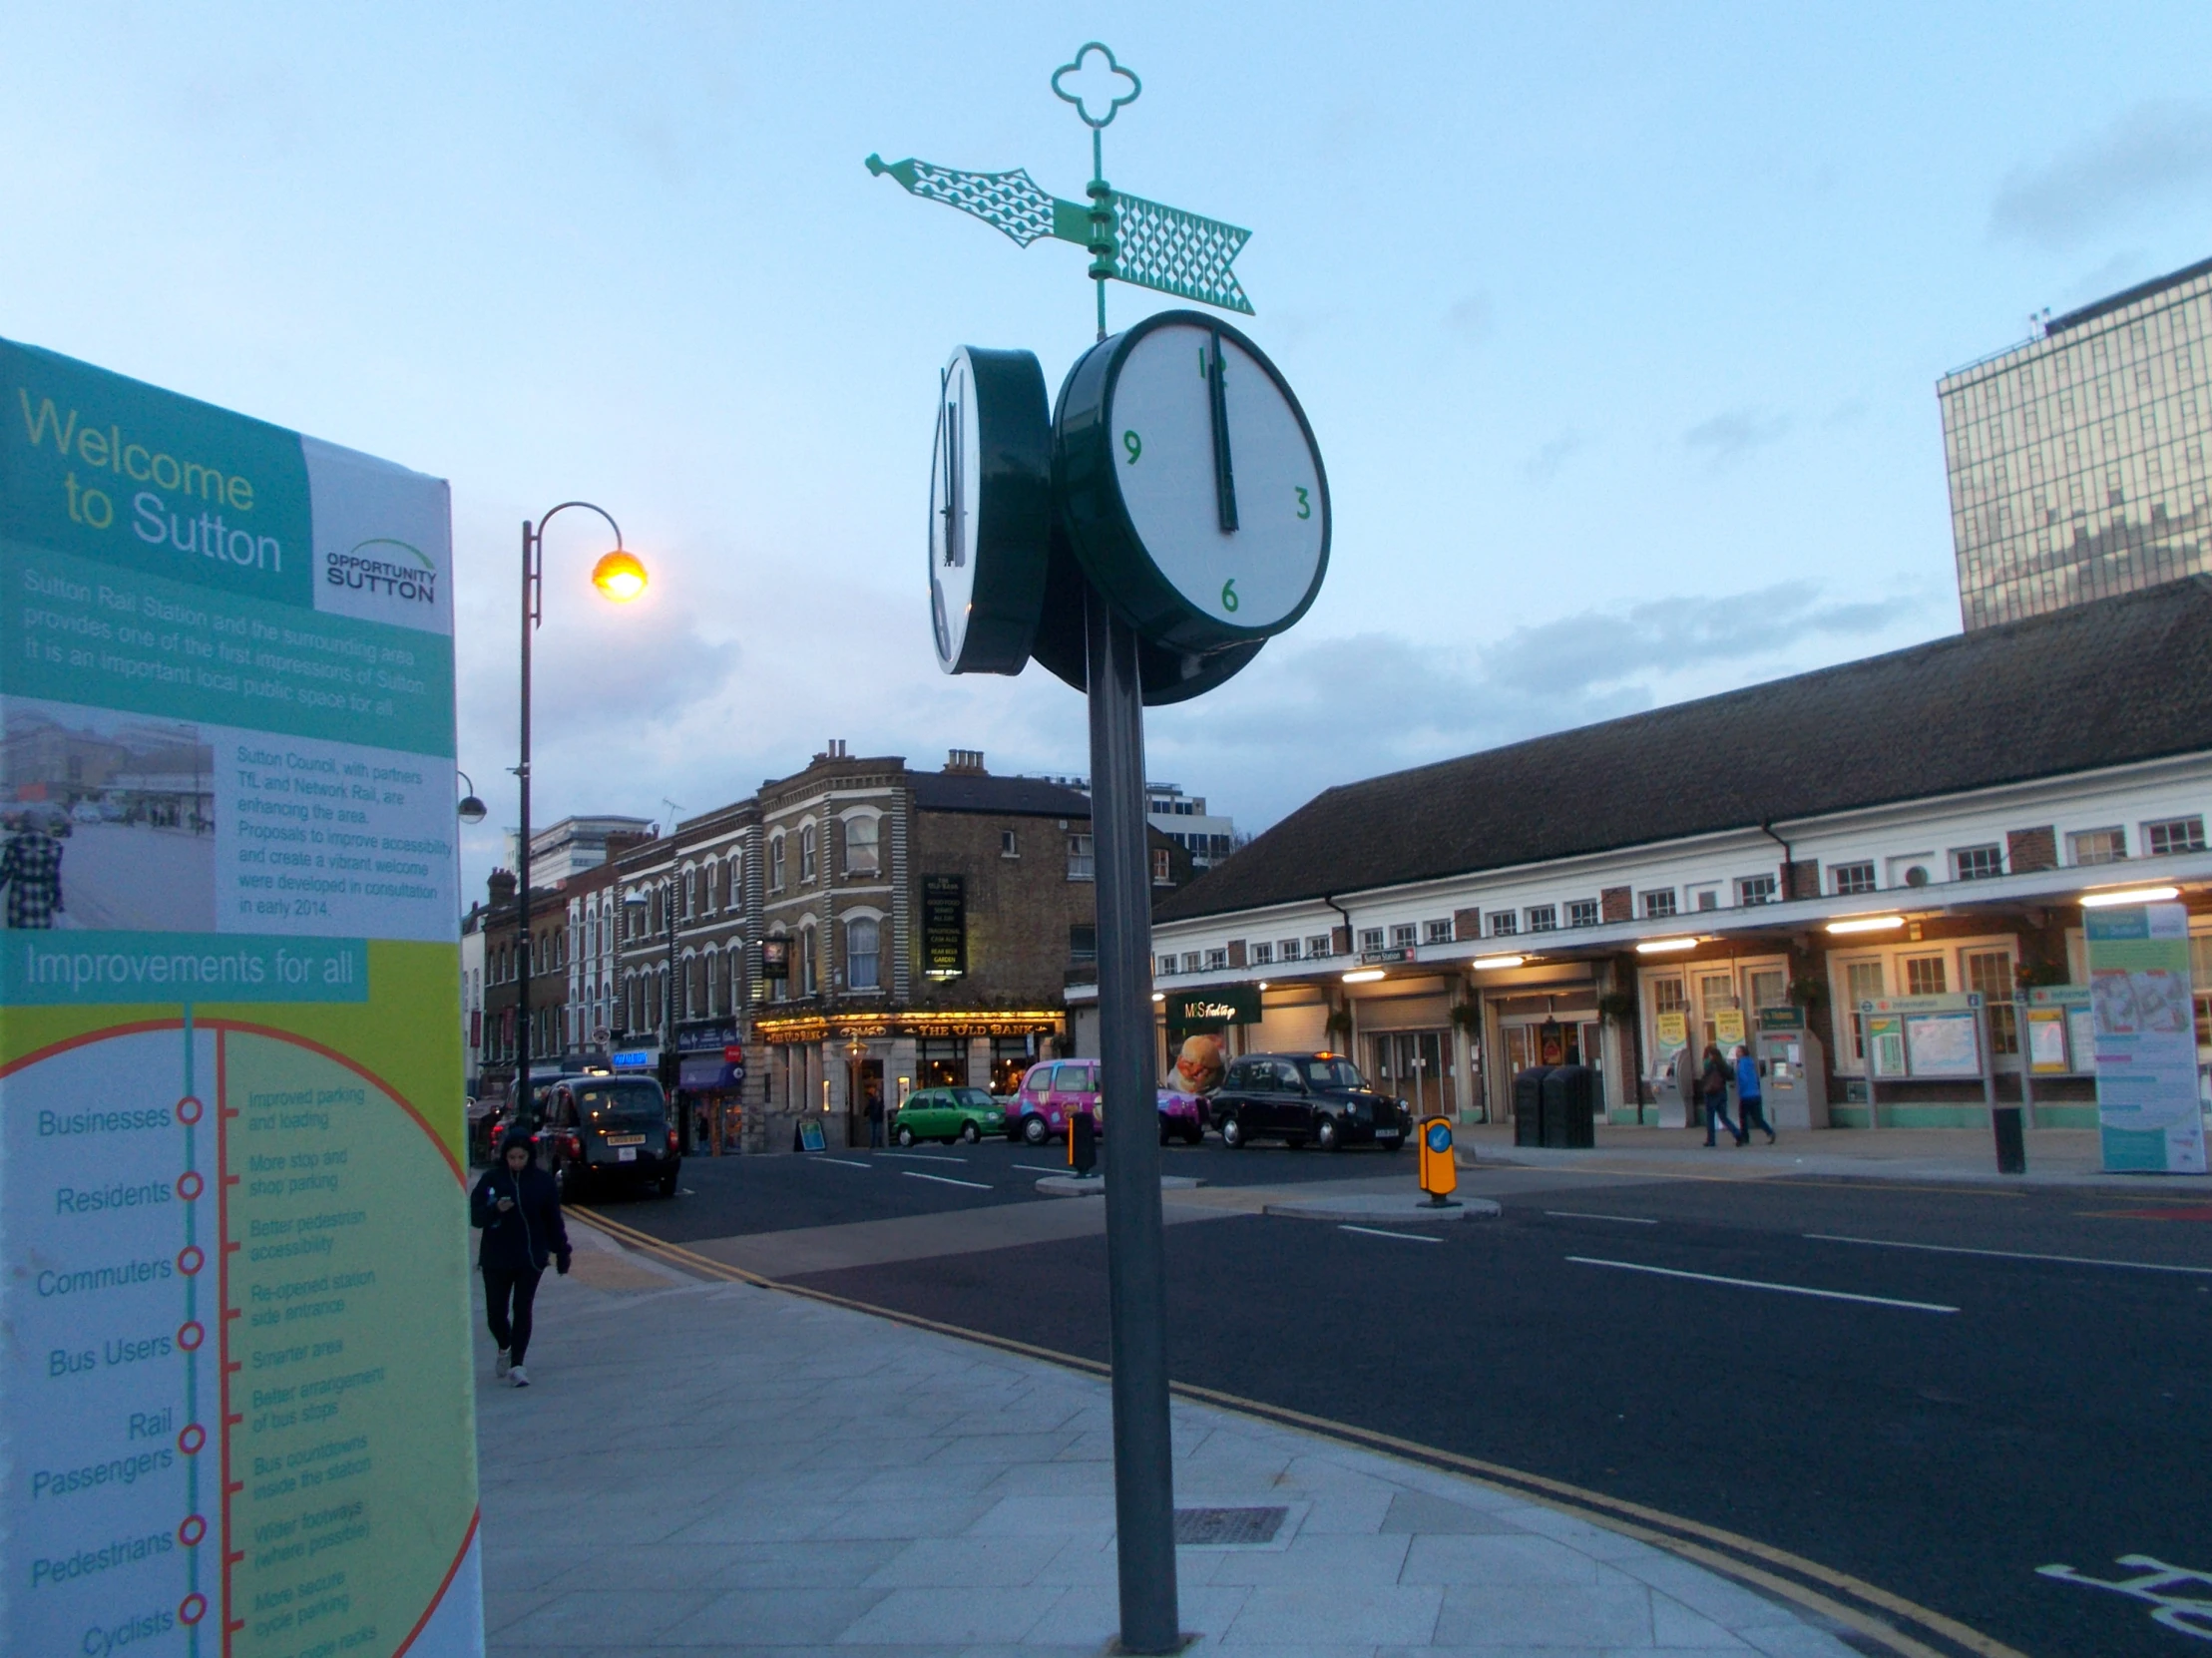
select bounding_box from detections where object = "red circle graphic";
[178,1423,207,1454]
[177,1245,205,1276]
[177,1321,205,1352]
[176,1170,204,1201]
[179,1593,208,1625]
[175,1094,204,1125]
[178,1513,208,1546]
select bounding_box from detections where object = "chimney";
[814,738,849,762]
[604,830,653,863]
[945,748,987,774]
[487,868,518,907]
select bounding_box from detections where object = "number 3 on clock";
[1293,485,1311,520]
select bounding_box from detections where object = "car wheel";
[896,1125,916,1147]
[960,1121,981,1144]
[1186,1124,1205,1146]
[658,1170,678,1197]
[1317,1116,1340,1152]
[1220,1116,1244,1149]
[1023,1114,1050,1146]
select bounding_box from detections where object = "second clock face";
[1057,311,1329,654]
[928,345,1051,675]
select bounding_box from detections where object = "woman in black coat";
[1700,1042,1747,1147]
[471,1137,571,1387]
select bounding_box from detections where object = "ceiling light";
[1635,937,1699,955]
[2079,884,2181,908]
[1826,915,1906,935]
[1342,968,1386,984]
[1150,992,1164,1003]
[1471,954,1526,971]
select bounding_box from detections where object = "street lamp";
[457,769,488,826]
[516,503,645,1126]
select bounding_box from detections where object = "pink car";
[1008,1059,1100,1145]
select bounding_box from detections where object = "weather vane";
[866,41,1253,335]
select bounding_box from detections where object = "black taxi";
[540,1074,679,1198]
[1210,1051,1410,1151]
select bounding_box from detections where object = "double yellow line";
[570,1204,2026,1658]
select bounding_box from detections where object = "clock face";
[927,346,1051,675]
[1056,311,1329,654]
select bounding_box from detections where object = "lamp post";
[846,1034,866,1149]
[516,504,647,1128]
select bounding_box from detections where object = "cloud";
[1146,582,1936,833]
[1990,100,2212,250]
[1683,406,1790,464]
[1523,428,1585,482]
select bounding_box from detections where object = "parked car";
[892,1086,1006,1145]
[1008,1059,1100,1144]
[1210,1052,1410,1151]
[1155,1088,1208,1145]
[540,1074,679,1198]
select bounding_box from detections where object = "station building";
[1089,580,2212,1130]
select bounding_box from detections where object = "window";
[1964,949,2016,1053]
[798,926,818,996]
[1832,861,1877,896]
[1952,844,2003,882]
[1640,889,1677,919]
[1689,884,1720,912]
[1526,905,1556,933]
[1278,938,1302,962]
[1180,952,1201,974]
[1056,923,1093,966]
[2067,827,2125,865]
[2145,815,2207,856]
[1152,847,1173,885]
[1307,935,1332,959]
[1358,928,1385,954]
[1424,919,1452,945]
[1205,948,1228,971]
[1158,953,1178,976]
[1250,941,1274,965]
[1566,899,1599,929]
[1067,835,1095,881]
[844,814,881,876]
[1904,956,1948,996]
[1390,923,1417,949]
[769,836,786,891]
[1001,828,1020,858]
[1736,874,1778,907]
[1490,911,1519,936]
[844,917,881,990]
[798,824,818,883]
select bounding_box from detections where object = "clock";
[928,346,1052,675]
[1055,310,1329,655]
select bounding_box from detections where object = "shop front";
[673,1019,746,1152]
[751,1009,1065,1151]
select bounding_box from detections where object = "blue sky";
[5,3,2210,897]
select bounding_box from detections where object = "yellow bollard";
[1418,1115,1460,1207]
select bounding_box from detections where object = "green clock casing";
[1055,310,1329,655]
[929,345,1052,675]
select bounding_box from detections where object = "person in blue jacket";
[1734,1044,1777,1144]
[471,1135,571,1387]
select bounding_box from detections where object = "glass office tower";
[1939,256,2212,630]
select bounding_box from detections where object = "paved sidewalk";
[1459,1123,2212,1189]
[476,1221,1866,1656]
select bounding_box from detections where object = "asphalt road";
[607,1148,2212,1657]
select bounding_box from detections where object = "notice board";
[2086,903,2208,1173]
[0,338,480,1656]
[921,874,966,978]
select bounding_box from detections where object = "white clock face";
[1105,321,1325,632]
[928,349,984,670]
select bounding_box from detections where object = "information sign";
[1653,1012,1687,1053]
[798,1118,827,1153]
[2021,986,2091,1075]
[1712,1008,1746,1046]
[1859,994,1986,1078]
[921,874,967,978]
[0,339,478,1655]
[2085,904,2207,1173]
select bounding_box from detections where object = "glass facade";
[1939,257,2212,630]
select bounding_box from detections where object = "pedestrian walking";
[1700,1042,1746,1147]
[1734,1044,1776,1143]
[865,1078,884,1148]
[470,1136,570,1387]
[0,818,65,929]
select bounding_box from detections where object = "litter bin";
[1513,1066,1553,1146]
[1540,1065,1598,1149]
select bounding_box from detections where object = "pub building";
[1075,582,2212,1132]
[600,744,1194,1152]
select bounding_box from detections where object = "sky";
[5,3,2212,900]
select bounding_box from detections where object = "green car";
[892,1086,1006,1146]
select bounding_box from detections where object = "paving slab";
[473,1214,1866,1656]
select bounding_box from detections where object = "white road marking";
[1546,1210,1658,1225]
[1013,1164,1069,1174]
[1339,1225,1444,1244]
[903,1170,992,1190]
[1567,1256,1958,1313]
[880,1151,969,1164]
[1807,1233,2212,1277]
[808,1157,872,1170]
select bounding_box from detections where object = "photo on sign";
[0,694,216,929]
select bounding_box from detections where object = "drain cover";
[1174,1505,1288,1546]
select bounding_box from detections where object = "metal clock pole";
[1086,588,1180,1652]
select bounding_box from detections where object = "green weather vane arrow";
[867,41,1254,330]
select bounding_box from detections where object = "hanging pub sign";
[922,874,967,978]
[760,936,790,979]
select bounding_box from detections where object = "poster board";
[2021,986,2091,1075]
[2085,904,2207,1174]
[0,338,480,1655]
[1859,995,1986,1079]
[1653,1012,1687,1054]
[1712,1008,1746,1046]
[1863,1011,1907,1077]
